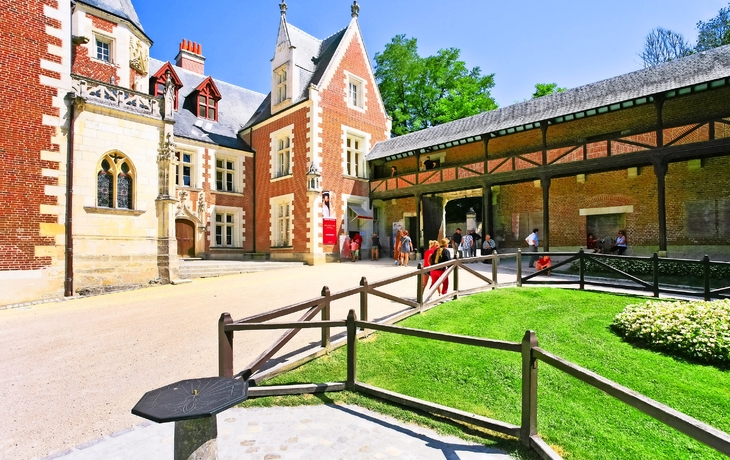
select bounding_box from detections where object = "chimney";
[175,39,206,75]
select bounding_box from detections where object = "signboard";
[323,217,337,245]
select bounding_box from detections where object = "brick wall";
[0,0,62,271]
[71,13,119,84]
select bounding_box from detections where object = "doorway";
[175,219,195,257]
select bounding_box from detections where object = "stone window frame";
[211,206,242,248]
[214,154,239,193]
[95,151,136,210]
[341,125,370,179]
[344,70,367,113]
[270,125,294,180]
[270,193,294,248]
[93,33,114,64]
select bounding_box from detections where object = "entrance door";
[422,196,443,244]
[175,219,195,257]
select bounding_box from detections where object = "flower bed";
[569,257,730,280]
[613,299,730,365]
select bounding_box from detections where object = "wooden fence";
[218,251,730,459]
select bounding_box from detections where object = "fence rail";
[219,250,730,458]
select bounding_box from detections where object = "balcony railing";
[71,75,161,119]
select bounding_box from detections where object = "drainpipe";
[64,94,75,296]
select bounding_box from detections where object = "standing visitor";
[461,231,474,258]
[525,229,539,268]
[400,230,413,267]
[422,240,439,293]
[429,238,452,294]
[370,233,380,261]
[451,228,462,256]
[394,229,403,265]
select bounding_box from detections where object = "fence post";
[491,250,498,288]
[416,264,423,309]
[652,253,660,298]
[516,249,523,287]
[579,249,585,291]
[521,330,538,447]
[453,258,459,299]
[321,286,331,351]
[218,313,234,378]
[703,255,711,301]
[359,277,369,323]
[346,309,357,391]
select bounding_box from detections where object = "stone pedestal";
[174,416,218,460]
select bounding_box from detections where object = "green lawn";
[244,288,730,459]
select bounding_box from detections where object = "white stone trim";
[209,205,244,248]
[341,125,371,179]
[269,124,295,180]
[579,206,634,216]
[343,70,367,113]
[269,193,295,248]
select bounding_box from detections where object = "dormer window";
[193,76,222,121]
[275,65,288,104]
[198,92,217,120]
[149,63,183,110]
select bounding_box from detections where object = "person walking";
[422,240,438,293]
[525,228,539,268]
[429,238,452,294]
[399,230,413,267]
[393,229,403,265]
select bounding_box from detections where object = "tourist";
[461,231,474,258]
[350,237,359,262]
[610,230,628,255]
[422,240,439,293]
[482,234,496,264]
[393,228,403,265]
[535,255,552,275]
[429,238,452,294]
[400,230,413,267]
[451,228,462,256]
[352,232,363,261]
[370,233,380,261]
[525,228,539,267]
[587,233,600,253]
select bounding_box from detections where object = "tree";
[532,83,566,98]
[639,27,693,67]
[696,3,730,51]
[374,35,497,136]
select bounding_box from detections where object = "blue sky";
[136,0,728,107]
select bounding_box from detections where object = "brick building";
[0,0,389,306]
[367,47,730,260]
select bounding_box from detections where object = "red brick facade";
[71,14,120,84]
[0,0,61,271]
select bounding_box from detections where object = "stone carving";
[158,133,176,162]
[351,0,359,17]
[157,133,176,198]
[163,70,175,120]
[197,192,207,223]
[129,36,149,74]
[280,0,287,16]
[177,189,189,213]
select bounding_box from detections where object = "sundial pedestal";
[174,416,218,460]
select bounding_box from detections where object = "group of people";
[586,230,628,255]
[524,228,630,274]
[393,229,414,267]
[349,232,385,262]
[422,238,451,295]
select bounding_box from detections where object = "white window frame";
[215,154,239,193]
[211,206,242,248]
[270,125,294,180]
[274,64,288,104]
[175,150,196,188]
[270,193,294,248]
[93,33,114,64]
[344,71,367,112]
[341,126,370,179]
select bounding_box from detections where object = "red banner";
[323,218,337,245]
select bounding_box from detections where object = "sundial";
[132,376,248,460]
[132,377,248,423]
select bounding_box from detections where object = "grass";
[242,288,730,459]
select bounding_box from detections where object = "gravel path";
[1,260,510,460]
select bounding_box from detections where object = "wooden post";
[359,277,369,323]
[521,330,538,447]
[703,255,711,301]
[346,309,357,391]
[321,286,331,351]
[491,250,498,288]
[652,253,660,298]
[579,249,585,291]
[218,313,234,378]
[453,258,459,299]
[654,161,668,255]
[416,264,423,309]
[516,249,523,287]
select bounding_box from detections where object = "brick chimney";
[175,39,205,75]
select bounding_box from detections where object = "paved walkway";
[45,405,512,459]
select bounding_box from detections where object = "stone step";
[178,261,305,279]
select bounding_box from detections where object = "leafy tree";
[374,35,497,136]
[696,3,730,51]
[639,27,693,67]
[532,83,566,98]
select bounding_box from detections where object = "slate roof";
[242,23,347,129]
[77,0,147,39]
[367,44,730,161]
[149,59,267,151]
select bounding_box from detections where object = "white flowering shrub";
[613,299,730,365]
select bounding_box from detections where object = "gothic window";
[96,152,135,209]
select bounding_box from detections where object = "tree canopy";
[639,27,693,68]
[374,35,497,136]
[640,3,730,67]
[532,83,567,99]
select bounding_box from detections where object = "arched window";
[97,152,135,209]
